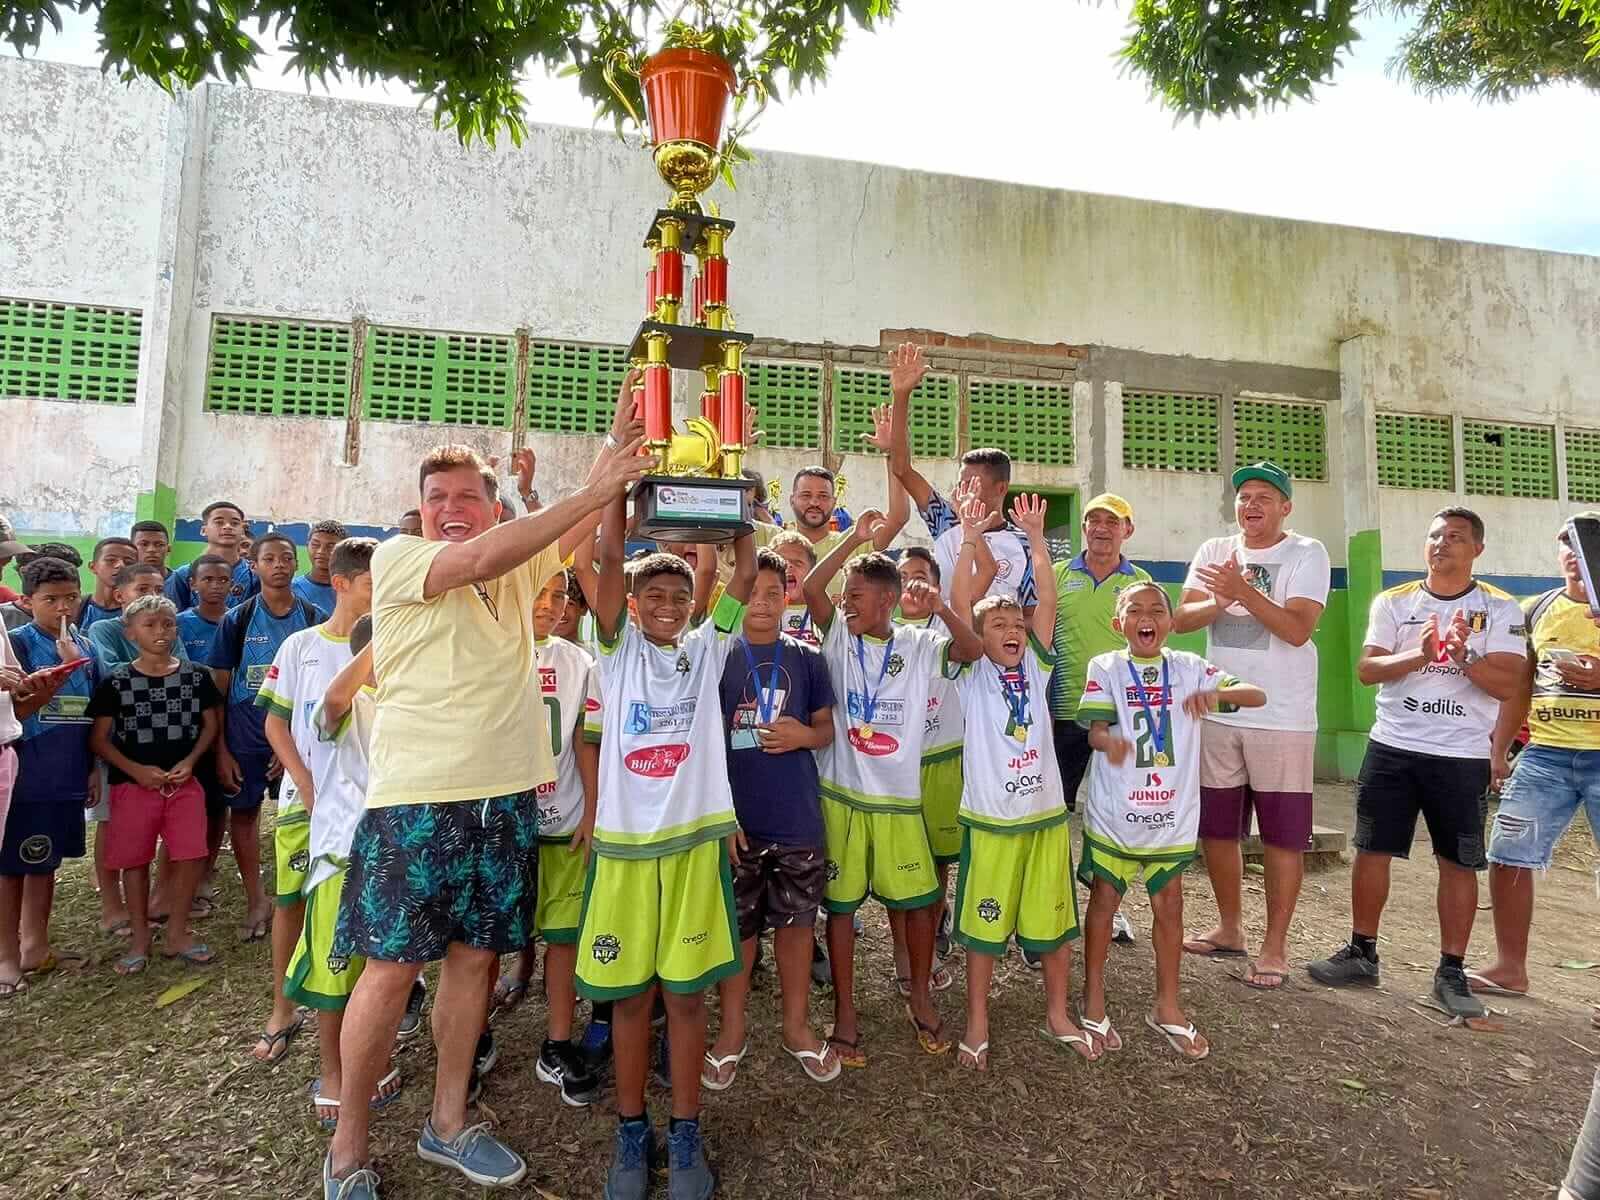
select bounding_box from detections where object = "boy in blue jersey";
[1,557,97,992]
[129,520,171,577]
[176,556,233,662]
[209,531,322,941]
[86,563,191,671]
[79,537,138,629]
[292,520,346,617]
[165,500,259,611]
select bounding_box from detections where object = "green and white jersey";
[306,686,374,893]
[781,603,820,648]
[817,616,952,814]
[952,635,1065,832]
[1078,648,1239,860]
[900,612,963,763]
[256,624,354,819]
[533,636,597,839]
[592,595,744,858]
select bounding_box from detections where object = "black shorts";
[0,799,86,876]
[1355,741,1489,869]
[731,840,825,942]
[333,792,540,963]
[1053,720,1093,808]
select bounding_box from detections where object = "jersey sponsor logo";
[847,726,900,756]
[976,897,1002,924]
[845,694,906,728]
[536,801,563,828]
[681,930,708,946]
[1125,809,1177,828]
[1063,578,1087,593]
[626,699,696,735]
[1402,696,1465,716]
[1129,771,1178,806]
[1084,679,1104,694]
[625,743,690,777]
[591,934,621,964]
[539,666,558,694]
[1468,610,1487,633]
[1533,705,1600,722]
[1006,773,1045,794]
[1008,748,1039,771]
[1122,686,1172,705]
[1420,661,1463,678]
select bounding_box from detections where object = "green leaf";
[155,976,211,1008]
[1337,1078,1369,1091]
[1558,960,1599,970]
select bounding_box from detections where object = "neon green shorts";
[575,839,740,1001]
[285,868,366,1010]
[1077,830,1195,898]
[920,753,963,865]
[953,822,1079,956]
[821,795,940,914]
[536,838,587,944]
[273,809,310,906]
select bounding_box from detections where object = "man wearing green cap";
[1175,462,1330,989]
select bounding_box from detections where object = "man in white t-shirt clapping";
[1175,462,1330,989]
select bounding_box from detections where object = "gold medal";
[858,723,874,739]
[1012,723,1029,743]
[1154,751,1170,767]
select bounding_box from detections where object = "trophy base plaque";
[631,475,753,544]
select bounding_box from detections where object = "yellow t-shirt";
[1526,590,1600,750]
[365,536,562,808]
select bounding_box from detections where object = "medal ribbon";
[740,636,785,726]
[854,634,895,730]
[997,662,1030,733]
[1126,657,1171,764]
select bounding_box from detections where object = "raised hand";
[904,578,941,612]
[958,491,991,539]
[744,399,762,447]
[511,448,536,494]
[1417,613,1441,665]
[861,403,893,452]
[887,342,928,398]
[1009,493,1048,540]
[610,368,643,439]
[1442,608,1475,664]
[594,433,655,492]
[851,508,887,545]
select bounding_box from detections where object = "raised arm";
[724,530,757,606]
[1009,494,1055,646]
[595,491,630,643]
[922,580,983,664]
[885,343,936,512]
[863,403,910,549]
[691,543,720,622]
[803,510,884,629]
[569,522,601,615]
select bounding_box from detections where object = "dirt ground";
[3,782,1598,1200]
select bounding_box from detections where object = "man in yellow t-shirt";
[324,412,648,1198]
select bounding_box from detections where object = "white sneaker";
[1111,910,1135,945]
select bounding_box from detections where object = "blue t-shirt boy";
[207,595,320,760]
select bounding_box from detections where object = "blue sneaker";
[578,1018,613,1073]
[415,1119,527,1187]
[604,1118,658,1200]
[322,1153,381,1199]
[667,1120,716,1200]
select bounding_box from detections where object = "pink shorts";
[105,779,208,870]
[1197,723,1315,851]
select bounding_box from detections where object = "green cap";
[1232,460,1292,499]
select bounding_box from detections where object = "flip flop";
[310,1068,405,1131]
[1183,937,1247,958]
[238,917,270,944]
[98,918,132,939]
[1078,1010,1123,1053]
[701,1041,749,1092]
[253,1011,307,1064]
[0,974,27,998]
[1037,1025,1099,1061]
[163,943,216,967]
[783,1042,842,1083]
[113,954,148,977]
[1244,963,1287,990]
[895,964,955,997]
[1465,969,1529,998]
[823,1023,867,1069]
[1145,1013,1209,1061]
[905,1004,952,1055]
[956,1040,989,1071]
[25,950,90,974]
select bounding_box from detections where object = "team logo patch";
[592,934,621,965]
[675,653,691,674]
[1142,666,1160,686]
[885,653,905,678]
[1468,610,1487,633]
[976,897,1002,924]
[289,850,310,872]
[326,953,351,976]
[824,859,840,882]
[18,835,52,865]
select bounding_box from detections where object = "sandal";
[957,1040,989,1071]
[113,954,148,977]
[895,964,955,997]
[238,917,270,943]
[1243,962,1287,990]
[1038,1024,1098,1061]
[905,1004,952,1055]
[25,950,90,974]
[0,974,27,998]
[701,1041,749,1092]
[98,918,132,939]
[783,1041,842,1084]
[310,1069,404,1131]
[1145,1013,1210,1061]
[1078,1010,1123,1053]
[253,1011,307,1064]
[163,943,216,967]
[1183,936,1246,958]
[823,1023,867,1069]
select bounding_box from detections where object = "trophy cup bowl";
[652,140,720,212]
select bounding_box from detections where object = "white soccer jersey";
[533,636,597,839]
[1078,649,1239,859]
[306,687,374,893]
[256,625,354,814]
[591,599,743,858]
[902,612,963,759]
[1364,579,1526,759]
[816,617,952,814]
[782,604,821,649]
[932,525,1031,606]
[952,636,1064,830]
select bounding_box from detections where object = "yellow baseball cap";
[1083,493,1133,521]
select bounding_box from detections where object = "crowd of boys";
[2,346,1599,1200]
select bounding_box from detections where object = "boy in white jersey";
[766,530,820,648]
[577,492,755,1200]
[802,510,983,1064]
[493,570,602,1106]
[948,495,1095,1069]
[253,537,375,1066]
[1078,582,1264,1061]
[283,616,403,1129]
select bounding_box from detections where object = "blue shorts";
[0,800,87,876]
[1488,745,1600,870]
[221,748,272,812]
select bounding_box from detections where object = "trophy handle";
[718,75,769,164]
[602,49,644,132]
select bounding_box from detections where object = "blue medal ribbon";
[996,662,1031,736]
[854,634,895,732]
[740,636,785,726]
[1126,657,1171,766]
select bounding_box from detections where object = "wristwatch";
[1459,646,1482,668]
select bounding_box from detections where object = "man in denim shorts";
[1175,462,1330,990]
[1471,516,1600,1001]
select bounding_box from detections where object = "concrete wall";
[6,58,1600,774]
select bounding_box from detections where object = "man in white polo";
[1175,461,1330,990]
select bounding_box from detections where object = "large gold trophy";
[605,40,767,542]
